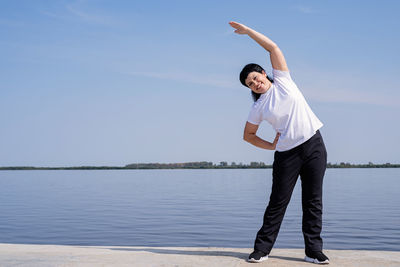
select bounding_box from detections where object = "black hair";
[239,63,273,102]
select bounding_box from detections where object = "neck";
[265,81,272,91]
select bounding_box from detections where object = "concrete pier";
[0,243,399,266]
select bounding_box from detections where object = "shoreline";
[0,243,399,266]
[1,166,400,170]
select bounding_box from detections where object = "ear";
[261,70,266,76]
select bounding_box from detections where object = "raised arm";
[229,21,288,71]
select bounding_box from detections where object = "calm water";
[0,169,399,251]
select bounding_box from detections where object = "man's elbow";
[243,133,254,143]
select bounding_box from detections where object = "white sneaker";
[248,250,269,263]
[304,250,330,264]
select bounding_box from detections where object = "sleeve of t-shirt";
[247,104,262,125]
[272,68,299,94]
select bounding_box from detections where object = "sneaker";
[248,250,268,263]
[304,250,330,264]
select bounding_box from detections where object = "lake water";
[0,169,399,251]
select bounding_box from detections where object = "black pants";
[254,130,327,254]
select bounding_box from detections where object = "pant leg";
[299,131,327,252]
[254,148,303,254]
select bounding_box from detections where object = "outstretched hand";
[229,21,249,34]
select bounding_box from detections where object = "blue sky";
[1,0,399,167]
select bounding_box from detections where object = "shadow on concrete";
[268,255,305,263]
[109,247,247,259]
[98,247,304,263]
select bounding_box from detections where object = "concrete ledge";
[0,243,399,266]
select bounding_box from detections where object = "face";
[245,71,271,94]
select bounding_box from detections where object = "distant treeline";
[0,161,399,170]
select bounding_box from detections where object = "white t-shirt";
[247,68,323,152]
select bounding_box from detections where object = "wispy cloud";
[290,65,400,108]
[65,3,116,25]
[39,10,70,21]
[293,6,316,14]
[128,70,238,89]
[40,0,117,26]
[128,69,400,107]
[304,86,399,107]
